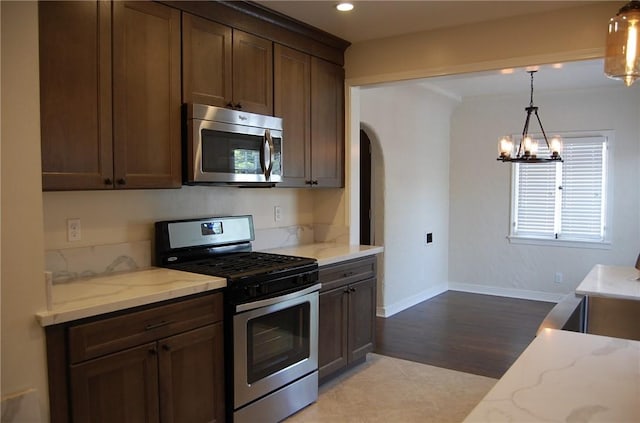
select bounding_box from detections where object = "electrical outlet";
[425,232,433,245]
[554,272,563,284]
[67,218,81,242]
[274,206,282,222]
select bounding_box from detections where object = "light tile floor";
[285,354,497,423]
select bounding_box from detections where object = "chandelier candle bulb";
[522,136,538,157]
[550,136,563,157]
[498,136,513,158]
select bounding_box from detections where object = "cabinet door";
[348,278,376,363]
[39,1,113,190]
[232,30,273,115]
[158,323,225,423]
[274,44,311,187]
[318,287,349,380]
[182,13,232,107]
[112,1,181,189]
[70,343,160,423]
[310,57,344,187]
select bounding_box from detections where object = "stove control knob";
[296,274,309,284]
[246,284,261,297]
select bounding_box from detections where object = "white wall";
[361,84,456,316]
[1,1,49,418]
[449,86,640,298]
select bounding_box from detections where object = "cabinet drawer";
[319,256,376,293]
[69,293,222,363]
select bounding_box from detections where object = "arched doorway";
[360,129,372,245]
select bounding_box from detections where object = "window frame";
[507,130,613,250]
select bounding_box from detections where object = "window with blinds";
[511,134,608,244]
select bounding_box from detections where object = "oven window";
[246,302,310,384]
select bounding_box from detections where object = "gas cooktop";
[166,251,316,281]
[155,215,319,304]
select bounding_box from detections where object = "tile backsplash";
[1,389,41,423]
[44,224,348,284]
[45,240,151,284]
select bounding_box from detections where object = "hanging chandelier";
[604,0,640,87]
[497,70,563,163]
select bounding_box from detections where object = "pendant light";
[497,70,563,163]
[605,1,640,87]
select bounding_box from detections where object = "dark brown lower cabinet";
[318,256,377,383]
[70,343,160,422]
[47,292,225,423]
[159,324,225,423]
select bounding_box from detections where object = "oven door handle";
[236,283,321,313]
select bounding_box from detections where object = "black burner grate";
[170,252,315,280]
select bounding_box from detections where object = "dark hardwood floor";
[374,290,555,379]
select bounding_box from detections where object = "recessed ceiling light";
[336,2,354,12]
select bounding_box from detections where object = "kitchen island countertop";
[263,243,383,267]
[575,264,640,301]
[464,328,640,422]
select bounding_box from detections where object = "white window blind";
[511,135,607,243]
[514,160,557,237]
[560,138,606,240]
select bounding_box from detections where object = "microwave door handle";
[263,129,274,179]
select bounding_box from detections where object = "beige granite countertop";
[263,243,383,266]
[576,264,640,301]
[464,329,640,422]
[35,267,226,327]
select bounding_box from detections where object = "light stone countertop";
[575,264,640,301]
[463,328,640,423]
[262,243,383,266]
[35,268,226,327]
[35,243,382,327]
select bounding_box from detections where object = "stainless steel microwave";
[184,104,283,186]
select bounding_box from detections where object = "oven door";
[233,284,319,409]
[187,117,282,184]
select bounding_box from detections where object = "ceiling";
[254,1,583,44]
[412,59,620,98]
[254,1,627,96]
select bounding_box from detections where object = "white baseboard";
[448,282,564,303]
[376,283,447,318]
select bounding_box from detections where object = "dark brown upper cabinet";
[310,57,345,188]
[182,13,232,108]
[112,1,181,189]
[275,47,344,188]
[39,1,181,191]
[274,44,311,187]
[182,13,273,115]
[39,1,113,190]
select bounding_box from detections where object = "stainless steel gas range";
[155,215,319,423]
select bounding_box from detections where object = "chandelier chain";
[529,70,536,108]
